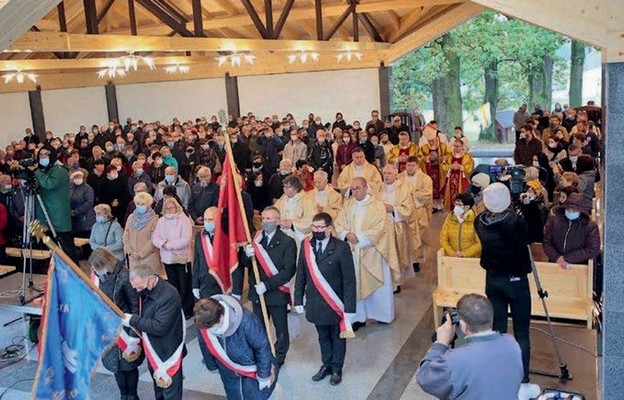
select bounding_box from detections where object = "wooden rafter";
[127,0,137,35]
[83,0,99,34]
[240,0,269,39]
[324,5,352,41]
[191,0,203,37]
[358,12,384,42]
[265,0,273,38]
[387,6,429,42]
[135,0,194,37]
[314,0,323,40]
[274,0,295,39]
[9,31,391,53]
[97,0,116,24]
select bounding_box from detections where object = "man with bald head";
[308,170,343,220]
[189,166,220,224]
[335,177,399,330]
[376,165,416,292]
[154,166,191,209]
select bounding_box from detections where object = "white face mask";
[453,205,465,220]
[532,161,540,167]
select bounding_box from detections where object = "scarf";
[131,207,156,231]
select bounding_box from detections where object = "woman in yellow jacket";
[439,192,481,257]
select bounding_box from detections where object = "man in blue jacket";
[416,294,524,399]
[195,295,274,400]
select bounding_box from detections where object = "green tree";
[569,40,586,107]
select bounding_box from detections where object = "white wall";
[42,86,108,135]
[0,92,32,146]
[238,68,380,126]
[116,78,227,123]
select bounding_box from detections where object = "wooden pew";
[432,247,594,329]
[6,247,51,260]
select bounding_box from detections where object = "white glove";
[344,312,356,323]
[258,376,271,390]
[245,244,255,257]
[295,305,304,314]
[232,294,241,301]
[192,288,201,299]
[122,313,132,327]
[255,282,267,296]
[209,368,219,374]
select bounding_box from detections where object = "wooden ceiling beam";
[240,0,270,39]
[192,0,465,31]
[83,0,99,34]
[212,0,238,16]
[359,12,384,42]
[9,31,391,52]
[128,0,137,35]
[387,6,429,42]
[135,0,194,37]
[274,0,295,39]
[324,5,352,41]
[96,0,116,24]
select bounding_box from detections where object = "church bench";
[6,247,51,260]
[432,247,594,329]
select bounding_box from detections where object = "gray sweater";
[416,332,523,399]
[89,219,125,261]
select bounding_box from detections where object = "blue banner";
[33,254,122,400]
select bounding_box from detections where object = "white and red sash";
[139,299,187,388]
[199,328,258,380]
[302,238,355,339]
[90,272,142,361]
[252,231,291,298]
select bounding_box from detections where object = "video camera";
[13,155,38,192]
[431,308,460,346]
[488,165,527,196]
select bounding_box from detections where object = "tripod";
[527,244,573,381]
[17,182,57,305]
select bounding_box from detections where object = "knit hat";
[526,179,542,194]
[471,173,490,189]
[524,166,539,182]
[483,182,511,213]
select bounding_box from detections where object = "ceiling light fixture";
[287,51,320,65]
[97,59,127,79]
[216,52,256,67]
[336,51,362,63]
[164,64,191,74]
[2,70,37,84]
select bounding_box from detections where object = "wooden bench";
[6,247,51,260]
[432,247,594,329]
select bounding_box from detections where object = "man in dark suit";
[244,206,297,367]
[192,207,243,299]
[125,264,185,400]
[294,212,356,386]
[189,166,220,224]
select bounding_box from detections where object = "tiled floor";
[0,212,599,400]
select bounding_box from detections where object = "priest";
[335,177,399,330]
[307,170,343,220]
[398,156,433,271]
[274,175,315,248]
[420,124,450,213]
[336,147,382,195]
[376,164,417,291]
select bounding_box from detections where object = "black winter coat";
[192,231,244,298]
[294,237,356,325]
[188,181,220,221]
[475,209,532,277]
[246,229,296,306]
[100,262,144,372]
[129,278,185,362]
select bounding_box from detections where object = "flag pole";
[222,134,276,356]
[28,221,125,318]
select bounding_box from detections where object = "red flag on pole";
[211,156,247,293]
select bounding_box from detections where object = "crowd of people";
[0,103,602,400]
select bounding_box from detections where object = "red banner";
[212,156,247,293]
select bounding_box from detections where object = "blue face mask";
[565,210,581,221]
[204,221,215,233]
[136,205,148,214]
[164,175,175,184]
[96,215,106,223]
[39,158,50,167]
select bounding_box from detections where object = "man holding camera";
[417,294,523,399]
[28,146,76,261]
[474,182,540,399]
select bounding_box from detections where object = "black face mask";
[312,231,326,241]
[252,162,263,168]
[470,185,481,195]
[139,288,151,300]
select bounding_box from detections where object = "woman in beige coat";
[122,192,164,276]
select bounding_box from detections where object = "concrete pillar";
[601,61,624,398]
[28,85,45,140]
[378,62,391,119]
[105,82,119,122]
[225,73,240,119]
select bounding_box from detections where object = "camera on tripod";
[431,308,460,346]
[14,156,38,191]
[487,164,527,199]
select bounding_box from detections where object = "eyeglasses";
[349,185,364,191]
[311,225,328,229]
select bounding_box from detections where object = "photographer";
[474,183,540,399]
[416,294,523,399]
[27,146,76,261]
